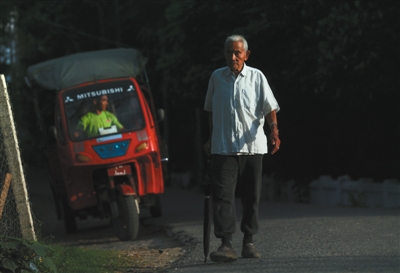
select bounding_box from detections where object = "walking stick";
[202,159,212,263]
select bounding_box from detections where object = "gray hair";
[225,35,248,51]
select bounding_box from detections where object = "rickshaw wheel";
[62,200,77,234]
[150,195,162,218]
[112,195,139,241]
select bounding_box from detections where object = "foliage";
[293,0,399,99]
[0,237,147,273]
[50,244,135,273]
[0,237,56,273]
[0,0,399,180]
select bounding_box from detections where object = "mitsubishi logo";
[65,96,74,103]
[127,85,135,92]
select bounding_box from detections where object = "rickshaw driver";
[73,95,124,139]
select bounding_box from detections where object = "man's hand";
[203,140,211,156]
[270,132,280,155]
[265,110,280,155]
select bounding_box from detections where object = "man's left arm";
[265,110,280,155]
[108,112,124,130]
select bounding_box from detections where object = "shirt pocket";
[241,89,256,110]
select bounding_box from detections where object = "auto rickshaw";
[25,48,167,240]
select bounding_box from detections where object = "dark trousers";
[210,154,263,239]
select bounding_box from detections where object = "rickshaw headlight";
[136,142,148,152]
[76,153,92,162]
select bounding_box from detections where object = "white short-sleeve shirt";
[204,64,280,155]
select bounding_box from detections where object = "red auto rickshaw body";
[55,77,164,211]
[26,48,166,239]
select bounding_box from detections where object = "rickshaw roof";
[26,48,147,91]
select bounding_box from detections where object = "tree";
[1,0,398,180]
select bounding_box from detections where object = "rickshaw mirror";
[157,109,165,122]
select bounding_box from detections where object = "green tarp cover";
[26,48,147,90]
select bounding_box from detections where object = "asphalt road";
[25,167,400,272]
[147,186,400,273]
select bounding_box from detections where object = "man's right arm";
[73,115,87,139]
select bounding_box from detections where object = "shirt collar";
[223,63,248,77]
[240,63,248,76]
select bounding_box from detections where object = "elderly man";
[204,35,280,263]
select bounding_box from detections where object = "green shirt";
[76,111,123,138]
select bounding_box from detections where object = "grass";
[50,244,139,273]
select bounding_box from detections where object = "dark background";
[1,1,399,188]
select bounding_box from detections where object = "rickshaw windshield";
[62,80,145,141]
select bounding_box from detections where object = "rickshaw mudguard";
[107,165,136,196]
[117,184,136,196]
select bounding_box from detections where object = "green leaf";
[42,257,57,271]
[1,257,18,272]
[29,242,49,257]
[1,238,23,252]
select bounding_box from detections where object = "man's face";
[224,41,250,74]
[95,95,108,111]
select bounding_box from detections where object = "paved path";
[147,187,400,273]
[25,166,400,272]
